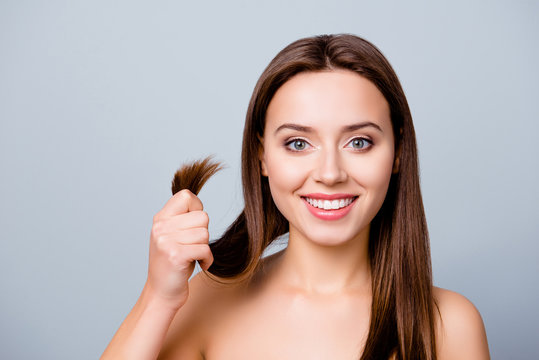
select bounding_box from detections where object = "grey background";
[1,0,537,359]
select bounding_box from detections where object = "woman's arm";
[434,287,490,360]
[101,283,182,360]
[101,190,214,359]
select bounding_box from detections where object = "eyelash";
[284,138,311,152]
[345,137,373,151]
[283,137,373,152]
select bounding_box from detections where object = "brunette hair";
[172,34,436,360]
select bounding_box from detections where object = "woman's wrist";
[141,281,185,314]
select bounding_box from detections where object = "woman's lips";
[301,194,358,221]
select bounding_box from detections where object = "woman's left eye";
[346,137,372,150]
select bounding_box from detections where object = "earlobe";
[392,128,403,174]
[260,160,268,177]
[392,156,400,174]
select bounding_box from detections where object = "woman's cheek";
[266,155,308,215]
[362,151,394,205]
[268,157,302,188]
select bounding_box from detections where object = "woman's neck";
[272,224,371,297]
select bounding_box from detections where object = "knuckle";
[177,189,193,200]
[203,247,214,267]
[150,226,159,240]
[197,227,210,241]
[198,211,210,226]
[150,228,158,241]
[167,249,183,267]
[153,234,168,249]
[150,221,166,240]
[204,245,213,259]
[151,220,163,234]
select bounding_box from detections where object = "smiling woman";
[101,34,490,360]
[260,70,395,245]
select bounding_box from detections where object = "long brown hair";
[172,34,436,360]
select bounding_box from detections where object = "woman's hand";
[146,189,214,310]
[101,189,213,359]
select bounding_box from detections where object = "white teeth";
[304,196,356,210]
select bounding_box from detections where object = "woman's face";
[259,69,395,246]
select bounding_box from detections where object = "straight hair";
[172,34,436,360]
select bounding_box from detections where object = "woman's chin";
[294,226,369,248]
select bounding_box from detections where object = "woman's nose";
[312,148,348,186]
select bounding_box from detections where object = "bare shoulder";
[158,271,240,360]
[433,287,490,360]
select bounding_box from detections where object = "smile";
[301,194,358,221]
[303,197,356,210]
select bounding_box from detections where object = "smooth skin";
[102,70,490,359]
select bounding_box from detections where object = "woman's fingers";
[171,243,214,272]
[154,189,203,221]
[154,227,210,246]
[152,210,209,236]
[146,190,213,308]
[155,241,213,270]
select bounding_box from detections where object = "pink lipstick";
[301,193,358,221]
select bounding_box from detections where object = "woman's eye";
[286,139,310,151]
[347,137,372,150]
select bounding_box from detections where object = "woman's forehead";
[264,70,392,134]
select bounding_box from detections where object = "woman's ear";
[392,153,400,174]
[257,134,268,177]
[392,128,403,174]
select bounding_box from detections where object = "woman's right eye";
[285,139,311,152]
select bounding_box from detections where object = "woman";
[102,34,490,359]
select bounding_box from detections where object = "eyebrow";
[274,121,383,135]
